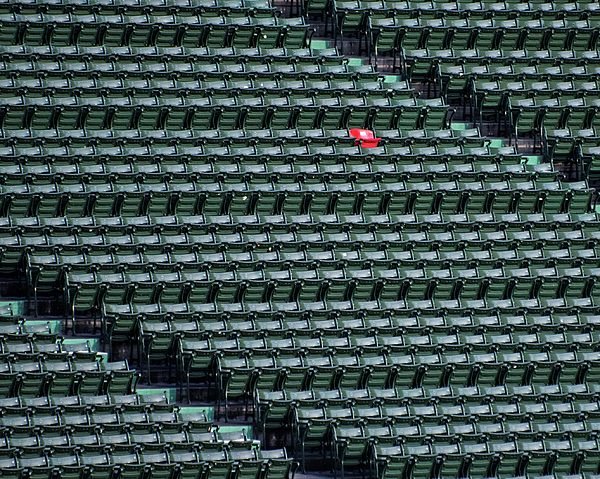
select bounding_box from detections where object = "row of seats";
[0,392,174,412]
[19,222,595,247]
[445,65,600,88]
[99,312,600,346]
[0,142,514,161]
[0,159,544,183]
[0,338,95,357]
[0,168,562,185]
[187,341,600,370]
[0,18,304,51]
[0,322,56,338]
[182,342,600,395]
[0,79,395,95]
[0,411,214,435]
[0,132,480,149]
[0,413,225,437]
[194,347,600,416]
[11,208,591,233]
[370,17,600,51]
[47,249,600,273]
[343,434,600,479]
[0,12,288,25]
[0,77,403,94]
[0,0,277,12]
[13,174,570,189]
[296,404,600,428]
[0,176,580,194]
[0,48,344,72]
[1,185,590,218]
[3,211,597,235]
[0,432,265,455]
[109,310,600,331]
[0,102,437,134]
[179,333,600,352]
[116,313,600,345]
[371,446,600,479]
[0,186,589,219]
[257,387,600,410]
[11,217,600,242]
[49,253,600,293]
[260,386,600,415]
[96,288,600,320]
[0,62,375,81]
[0,449,292,479]
[0,431,263,454]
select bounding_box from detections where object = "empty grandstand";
[0,0,599,478]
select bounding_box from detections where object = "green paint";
[96,352,108,363]
[27,320,61,334]
[488,139,505,148]
[63,338,100,352]
[383,75,402,83]
[137,388,177,403]
[180,406,215,422]
[347,58,363,66]
[218,425,253,440]
[310,40,330,49]
[450,123,470,131]
[0,301,24,316]
[525,156,542,165]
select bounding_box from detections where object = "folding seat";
[25,251,69,317]
[468,352,501,389]
[140,322,177,385]
[331,425,370,479]
[524,352,561,388]
[277,356,312,391]
[331,0,370,54]
[294,407,331,472]
[73,359,107,398]
[254,391,292,439]
[578,439,600,476]
[564,276,594,309]
[374,446,414,479]
[179,339,217,403]
[421,98,448,130]
[421,20,450,51]
[256,449,292,479]
[10,360,46,398]
[102,361,135,397]
[305,355,339,391]
[471,79,511,134]
[166,451,204,479]
[401,443,440,479]
[564,181,593,214]
[549,441,583,477]
[45,362,77,397]
[396,101,424,131]
[110,452,145,479]
[217,357,258,421]
[369,19,402,72]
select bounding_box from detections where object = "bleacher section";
[319,0,600,181]
[0,315,293,479]
[2,0,600,478]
